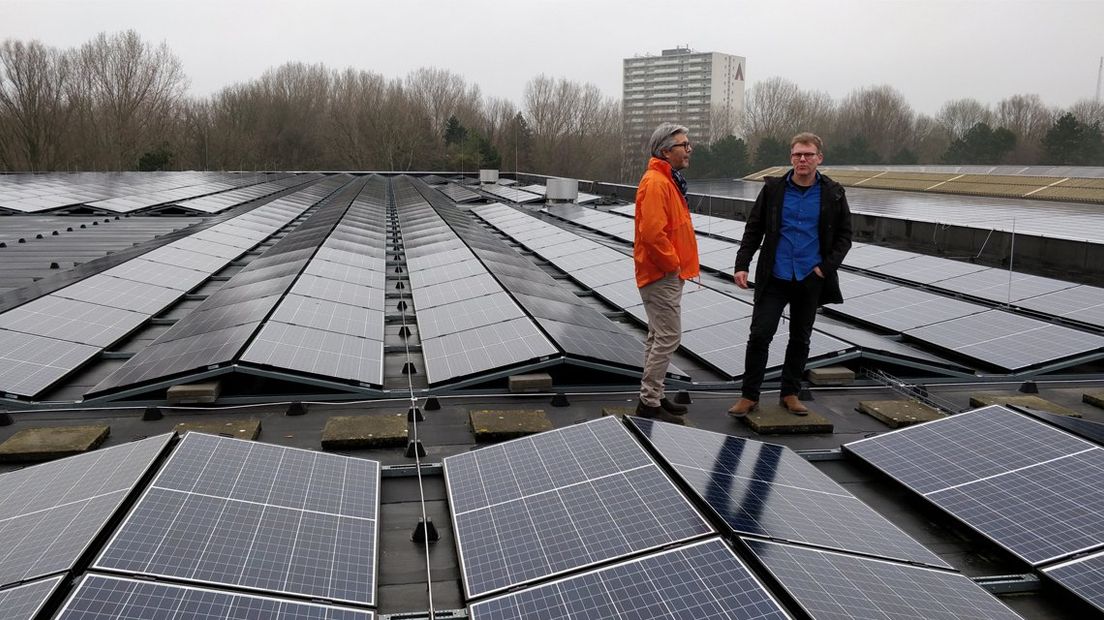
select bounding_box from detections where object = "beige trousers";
[638,273,684,407]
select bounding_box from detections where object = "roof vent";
[547,178,579,203]
[479,169,499,185]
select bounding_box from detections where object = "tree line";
[2,31,1102,182]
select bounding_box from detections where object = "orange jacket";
[633,157,700,288]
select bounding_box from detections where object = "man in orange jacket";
[633,123,700,422]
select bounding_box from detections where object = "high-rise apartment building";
[623,47,746,158]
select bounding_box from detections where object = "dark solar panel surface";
[903,310,1104,371]
[0,434,171,588]
[56,575,375,620]
[468,538,788,620]
[744,539,1023,620]
[444,416,713,598]
[629,417,949,568]
[0,329,100,397]
[1043,549,1104,613]
[0,575,64,620]
[421,317,558,384]
[94,433,380,606]
[0,296,148,347]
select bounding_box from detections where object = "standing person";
[634,123,700,422]
[729,132,852,417]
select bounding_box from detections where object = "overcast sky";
[4,0,1102,115]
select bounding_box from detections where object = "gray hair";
[648,123,689,158]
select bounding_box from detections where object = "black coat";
[733,172,853,305]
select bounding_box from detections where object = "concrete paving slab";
[174,419,261,440]
[969,393,1081,417]
[0,425,109,462]
[857,400,946,428]
[601,406,636,417]
[741,403,833,434]
[1084,391,1104,409]
[321,414,408,450]
[470,409,552,442]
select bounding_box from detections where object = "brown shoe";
[728,398,758,417]
[780,395,809,415]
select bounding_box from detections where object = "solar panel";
[0,575,64,620]
[94,433,380,606]
[743,539,1024,620]
[56,574,375,620]
[269,294,385,341]
[0,434,172,588]
[444,416,713,598]
[414,273,502,309]
[628,417,949,568]
[903,310,1104,371]
[1016,284,1104,328]
[846,406,1104,565]
[292,274,385,309]
[0,296,149,347]
[535,318,642,368]
[304,260,386,289]
[1043,549,1104,614]
[829,286,985,332]
[53,275,183,316]
[416,292,526,340]
[103,258,210,292]
[0,329,100,397]
[421,317,558,384]
[469,538,788,619]
[680,318,852,379]
[241,322,383,386]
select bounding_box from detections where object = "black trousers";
[741,274,823,400]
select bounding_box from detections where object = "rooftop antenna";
[1097,56,1103,102]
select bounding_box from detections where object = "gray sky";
[5,0,1102,115]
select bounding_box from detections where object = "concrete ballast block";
[508,373,553,394]
[166,381,221,404]
[807,366,855,386]
[470,409,552,441]
[0,425,110,462]
[321,414,408,450]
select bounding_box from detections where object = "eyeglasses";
[790,152,819,160]
[669,141,692,151]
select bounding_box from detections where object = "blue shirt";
[773,172,822,280]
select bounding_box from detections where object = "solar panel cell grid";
[95,433,380,606]
[1043,549,1104,613]
[0,575,65,620]
[445,417,713,598]
[468,538,789,620]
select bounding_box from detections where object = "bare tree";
[835,85,916,161]
[71,30,188,169]
[1069,98,1104,129]
[936,98,991,141]
[911,114,951,163]
[0,39,70,171]
[994,94,1053,163]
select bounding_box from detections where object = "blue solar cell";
[629,416,949,568]
[469,538,789,620]
[94,433,380,606]
[744,539,1023,620]
[445,416,712,599]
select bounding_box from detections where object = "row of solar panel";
[410,178,651,380]
[90,175,389,395]
[580,204,1104,373]
[0,430,381,619]
[0,172,291,214]
[0,176,343,398]
[846,405,1104,613]
[443,415,1026,619]
[473,202,854,379]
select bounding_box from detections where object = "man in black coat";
[729,132,852,416]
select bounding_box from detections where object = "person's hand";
[734,271,749,289]
[814,266,824,278]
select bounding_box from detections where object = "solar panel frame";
[93,433,381,607]
[421,317,559,384]
[444,416,715,599]
[0,329,101,397]
[241,322,384,386]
